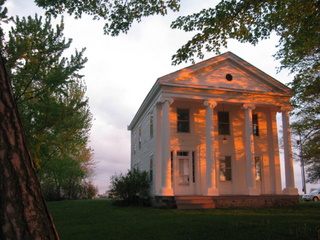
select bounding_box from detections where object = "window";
[219,156,232,181]
[177,151,188,156]
[133,163,139,170]
[138,128,142,149]
[149,156,153,182]
[149,112,154,138]
[218,111,230,135]
[177,108,190,132]
[253,114,259,136]
[226,73,233,81]
[255,156,262,181]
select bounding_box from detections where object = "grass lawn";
[48,199,320,240]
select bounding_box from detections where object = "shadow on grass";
[48,199,320,240]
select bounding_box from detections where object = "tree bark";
[0,53,59,239]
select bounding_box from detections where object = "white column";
[204,100,219,196]
[243,104,259,195]
[266,110,282,194]
[279,106,298,195]
[160,98,174,196]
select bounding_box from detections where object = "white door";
[175,151,196,195]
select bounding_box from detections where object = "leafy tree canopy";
[170,0,319,67]
[34,0,180,36]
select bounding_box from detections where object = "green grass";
[48,199,320,240]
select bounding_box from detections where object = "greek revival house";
[128,52,298,208]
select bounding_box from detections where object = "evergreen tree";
[2,14,94,199]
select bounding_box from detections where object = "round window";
[226,74,233,81]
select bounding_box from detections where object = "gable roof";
[128,52,292,130]
[158,51,292,95]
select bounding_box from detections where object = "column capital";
[242,103,256,110]
[278,105,292,112]
[160,97,174,105]
[204,100,217,108]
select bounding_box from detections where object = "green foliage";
[170,0,319,66]
[109,168,150,205]
[34,0,180,36]
[2,14,95,200]
[0,0,9,41]
[291,114,320,184]
[289,41,320,183]
[4,15,87,103]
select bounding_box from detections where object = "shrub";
[109,168,150,206]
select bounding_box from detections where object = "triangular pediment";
[158,52,291,95]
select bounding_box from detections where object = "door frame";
[172,149,197,195]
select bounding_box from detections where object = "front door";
[174,151,196,195]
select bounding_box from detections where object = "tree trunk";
[0,53,59,239]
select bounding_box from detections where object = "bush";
[42,180,98,201]
[109,168,150,206]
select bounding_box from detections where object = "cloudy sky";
[4,0,316,194]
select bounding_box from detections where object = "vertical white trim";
[279,106,298,195]
[203,100,219,196]
[159,98,174,196]
[266,110,279,194]
[243,104,259,195]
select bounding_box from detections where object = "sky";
[4,0,317,194]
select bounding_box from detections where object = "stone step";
[175,196,215,209]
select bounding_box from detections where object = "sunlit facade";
[128,52,298,208]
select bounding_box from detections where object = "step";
[176,203,216,209]
[175,196,216,209]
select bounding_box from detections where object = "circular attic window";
[226,74,233,81]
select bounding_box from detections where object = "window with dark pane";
[253,114,259,136]
[149,112,154,138]
[177,151,189,156]
[177,108,190,132]
[149,156,153,182]
[218,111,230,135]
[138,128,142,149]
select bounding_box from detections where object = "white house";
[128,52,299,208]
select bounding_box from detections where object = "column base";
[283,187,298,195]
[205,188,219,196]
[159,187,174,196]
[246,188,260,196]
